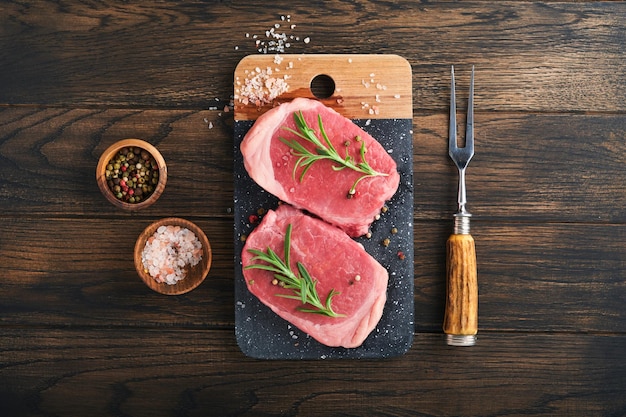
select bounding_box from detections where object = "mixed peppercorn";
[105,146,159,204]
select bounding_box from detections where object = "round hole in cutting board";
[310,74,336,99]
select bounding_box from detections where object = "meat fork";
[443,65,478,347]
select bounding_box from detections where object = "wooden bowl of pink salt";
[134,217,212,295]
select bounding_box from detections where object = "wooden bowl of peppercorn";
[96,139,167,211]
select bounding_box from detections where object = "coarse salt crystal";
[141,226,203,285]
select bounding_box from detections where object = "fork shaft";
[444,231,478,346]
[456,167,469,219]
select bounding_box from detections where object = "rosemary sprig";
[245,223,344,318]
[279,111,388,195]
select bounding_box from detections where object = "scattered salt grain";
[236,16,313,106]
[141,225,203,285]
[247,16,305,54]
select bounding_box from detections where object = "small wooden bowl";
[96,138,167,211]
[134,218,212,295]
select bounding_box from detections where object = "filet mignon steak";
[240,97,400,237]
[241,204,388,348]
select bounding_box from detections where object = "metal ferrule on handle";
[453,212,471,235]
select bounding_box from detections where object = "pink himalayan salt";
[141,225,203,285]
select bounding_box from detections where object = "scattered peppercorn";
[382,238,391,247]
[249,214,259,224]
[398,251,406,260]
[105,146,159,204]
[391,227,398,234]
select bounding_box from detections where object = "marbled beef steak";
[241,204,388,348]
[240,97,400,237]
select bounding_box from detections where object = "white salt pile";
[235,15,312,107]
[141,225,203,285]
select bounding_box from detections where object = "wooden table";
[1,1,625,416]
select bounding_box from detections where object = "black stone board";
[234,118,414,359]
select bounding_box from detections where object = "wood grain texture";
[444,233,478,336]
[1,329,625,417]
[1,0,625,415]
[1,217,625,334]
[2,108,626,221]
[1,1,624,112]
[233,54,413,120]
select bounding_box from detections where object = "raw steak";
[241,204,388,348]
[241,97,400,237]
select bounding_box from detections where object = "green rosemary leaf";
[318,114,338,154]
[298,162,315,183]
[244,263,283,274]
[284,224,292,272]
[299,271,309,305]
[326,289,340,311]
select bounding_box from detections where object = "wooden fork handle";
[444,233,478,346]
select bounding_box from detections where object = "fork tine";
[449,66,457,152]
[466,65,475,154]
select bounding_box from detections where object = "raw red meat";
[241,97,400,237]
[241,204,388,348]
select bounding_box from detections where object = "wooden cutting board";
[233,54,413,121]
[233,54,414,359]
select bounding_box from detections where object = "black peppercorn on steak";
[240,97,400,237]
[241,204,388,348]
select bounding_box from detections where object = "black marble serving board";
[233,117,414,359]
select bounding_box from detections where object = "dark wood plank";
[0,107,234,216]
[0,2,625,112]
[0,216,235,328]
[2,108,626,220]
[2,216,625,333]
[416,112,626,222]
[1,329,624,416]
